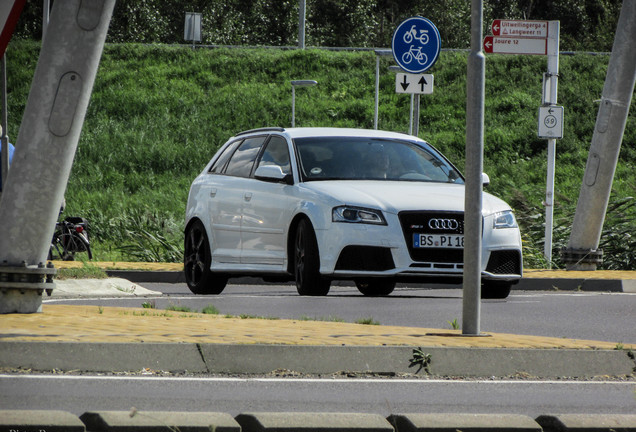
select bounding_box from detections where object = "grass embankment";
[6,41,635,269]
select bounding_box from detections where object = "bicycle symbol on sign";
[403,25,429,45]
[402,46,428,66]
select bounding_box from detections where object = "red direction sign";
[491,19,549,38]
[483,35,548,55]
[0,0,26,58]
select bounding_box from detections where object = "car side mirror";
[255,165,293,185]
[482,172,490,187]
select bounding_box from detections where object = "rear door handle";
[209,188,217,197]
[244,192,252,202]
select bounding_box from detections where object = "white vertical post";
[462,0,485,336]
[42,0,50,41]
[298,0,306,49]
[291,85,296,127]
[543,21,560,267]
[374,55,379,129]
[408,94,414,135]
[413,94,420,136]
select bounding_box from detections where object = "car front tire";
[294,219,330,296]
[184,220,227,295]
[355,278,396,296]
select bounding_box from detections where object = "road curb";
[235,412,394,432]
[199,344,636,377]
[0,341,208,374]
[0,410,86,432]
[3,411,636,432]
[536,414,636,432]
[388,413,542,432]
[516,277,635,292]
[1,342,634,378]
[80,411,240,432]
[103,270,636,292]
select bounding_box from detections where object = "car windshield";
[294,137,464,183]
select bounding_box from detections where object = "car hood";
[302,180,511,215]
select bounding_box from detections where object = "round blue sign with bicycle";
[392,16,441,73]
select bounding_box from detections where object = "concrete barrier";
[235,412,394,432]
[0,410,85,432]
[79,411,240,432]
[536,414,636,432]
[0,342,208,373]
[2,342,634,378]
[198,344,635,378]
[388,413,542,432]
[3,411,636,432]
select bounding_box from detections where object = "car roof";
[234,127,426,142]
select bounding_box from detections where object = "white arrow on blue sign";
[392,16,441,73]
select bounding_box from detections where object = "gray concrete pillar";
[0,0,115,313]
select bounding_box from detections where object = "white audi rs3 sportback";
[185,127,522,298]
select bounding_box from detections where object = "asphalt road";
[45,282,636,345]
[10,282,636,417]
[2,374,635,416]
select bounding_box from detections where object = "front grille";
[399,211,465,263]
[335,246,395,271]
[486,250,522,275]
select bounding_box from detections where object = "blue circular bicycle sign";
[392,16,441,73]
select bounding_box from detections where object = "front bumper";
[315,211,523,283]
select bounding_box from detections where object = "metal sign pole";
[462,0,485,336]
[374,55,379,129]
[191,15,195,49]
[42,0,50,41]
[298,0,306,49]
[413,94,420,136]
[543,21,560,267]
[291,85,296,127]
[409,94,414,135]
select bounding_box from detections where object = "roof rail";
[235,127,285,137]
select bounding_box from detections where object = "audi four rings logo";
[428,218,459,230]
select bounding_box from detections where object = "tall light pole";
[298,0,306,49]
[291,80,317,127]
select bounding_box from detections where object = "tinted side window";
[256,136,291,175]
[209,140,241,173]
[224,136,266,177]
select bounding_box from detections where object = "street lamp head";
[291,80,318,87]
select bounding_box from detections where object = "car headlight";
[332,206,387,225]
[493,210,518,229]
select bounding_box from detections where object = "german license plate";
[413,234,464,249]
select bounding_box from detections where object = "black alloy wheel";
[294,218,330,296]
[184,220,227,295]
